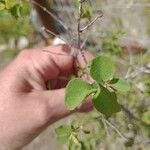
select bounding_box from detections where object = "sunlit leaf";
[110,78,130,92]
[5,0,15,9]
[65,78,97,110]
[90,56,115,82]
[0,3,5,10]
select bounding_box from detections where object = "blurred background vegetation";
[0,0,150,150]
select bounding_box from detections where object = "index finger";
[39,44,93,80]
[31,44,75,81]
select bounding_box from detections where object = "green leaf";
[110,79,130,92]
[93,85,121,116]
[81,9,91,19]
[5,0,15,9]
[90,56,115,83]
[9,4,22,19]
[81,3,92,19]
[70,133,81,146]
[141,110,150,125]
[55,125,71,144]
[55,125,70,137]
[91,82,101,99]
[65,78,97,110]
[0,3,5,10]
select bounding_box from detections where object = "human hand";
[0,45,93,150]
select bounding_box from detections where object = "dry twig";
[77,0,87,65]
[80,13,103,33]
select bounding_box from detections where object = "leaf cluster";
[0,0,22,18]
[65,56,130,116]
[55,124,81,149]
[74,0,92,20]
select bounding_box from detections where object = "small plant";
[28,0,132,148]
[3,0,150,149]
[65,56,130,116]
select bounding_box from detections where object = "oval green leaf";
[90,56,115,83]
[5,0,15,9]
[65,78,97,110]
[9,4,22,19]
[55,125,71,144]
[110,78,130,92]
[93,85,121,116]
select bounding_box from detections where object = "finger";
[42,44,75,77]
[37,45,94,88]
[30,89,93,125]
[42,45,94,78]
[15,44,74,82]
[29,89,72,125]
[48,76,68,89]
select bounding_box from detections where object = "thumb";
[32,89,73,125]
[31,88,93,126]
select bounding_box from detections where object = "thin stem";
[80,13,103,32]
[43,27,79,58]
[121,105,149,127]
[101,117,110,137]
[31,0,102,67]
[81,37,88,49]
[77,0,87,65]
[103,118,129,141]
